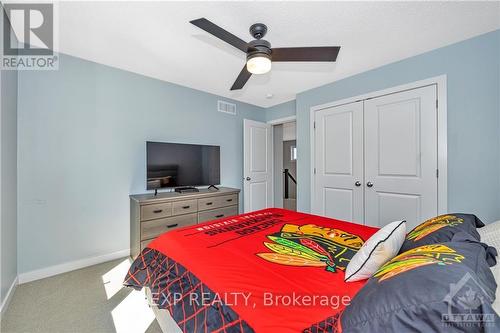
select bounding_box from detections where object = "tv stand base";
[174,187,199,194]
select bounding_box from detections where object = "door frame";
[267,115,297,207]
[310,75,448,215]
[267,115,297,125]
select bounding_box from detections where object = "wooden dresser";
[130,187,240,258]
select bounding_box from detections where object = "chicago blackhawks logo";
[256,224,364,273]
[374,244,465,282]
[407,215,464,242]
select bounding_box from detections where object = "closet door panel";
[313,102,364,223]
[364,85,438,228]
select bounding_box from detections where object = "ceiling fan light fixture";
[189,18,340,90]
[246,53,271,75]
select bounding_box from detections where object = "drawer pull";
[167,223,179,229]
[153,209,163,213]
[215,214,224,218]
[226,199,233,202]
[206,202,213,206]
[182,205,190,209]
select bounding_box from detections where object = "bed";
[125,209,500,332]
[124,208,378,332]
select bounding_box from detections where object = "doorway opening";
[272,120,297,211]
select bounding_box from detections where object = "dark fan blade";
[231,65,252,90]
[190,18,248,53]
[271,47,340,62]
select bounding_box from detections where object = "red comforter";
[125,208,378,333]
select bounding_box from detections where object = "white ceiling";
[13,1,500,107]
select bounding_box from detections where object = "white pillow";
[345,220,406,282]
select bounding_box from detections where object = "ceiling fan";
[190,18,341,90]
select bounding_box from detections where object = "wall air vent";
[218,100,236,115]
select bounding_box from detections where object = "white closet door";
[313,102,364,223]
[243,119,273,213]
[364,85,438,228]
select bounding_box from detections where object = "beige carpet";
[1,258,162,333]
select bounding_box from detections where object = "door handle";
[366,181,374,188]
[246,177,251,181]
[355,181,361,187]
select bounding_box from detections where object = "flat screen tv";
[146,141,220,190]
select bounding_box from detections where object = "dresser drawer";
[141,213,197,240]
[198,194,238,211]
[198,205,238,223]
[140,239,153,251]
[219,194,238,206]
[172,199,198,216]
[141,202,172,221]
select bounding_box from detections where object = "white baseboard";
[0,276,18,316]
[18,249,130,284]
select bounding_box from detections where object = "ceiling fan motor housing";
[247,39,272,61]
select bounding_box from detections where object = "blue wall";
[265,100,296,122]
[295,30,500,223]
[1,63,18,304]
[17,54,265,274]
[0,17,18,305]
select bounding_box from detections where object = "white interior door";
[244,119,272,213]
[364,85,438,228]
[313,101,364,223]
